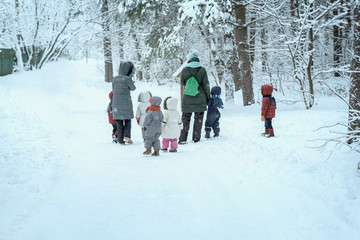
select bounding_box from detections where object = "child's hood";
[167,98,178,110]
[261,85,273,95]
[109,91,113,100]
[211,86,221,95]
[150,96,162,106]
[139,91,151,103]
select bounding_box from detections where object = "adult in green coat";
[179,51,210,144]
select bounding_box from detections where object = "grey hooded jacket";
[112,62,136,120]
[143,96,163,138]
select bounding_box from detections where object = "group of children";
[107,84,276,156]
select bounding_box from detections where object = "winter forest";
[1,0,360,239]
[1,0,360,150]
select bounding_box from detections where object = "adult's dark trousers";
[179,112,204,142]
[112,124,117,135]
[265,118,273,129]
[116,119,131,143]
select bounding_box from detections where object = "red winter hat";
[109,91,113,100]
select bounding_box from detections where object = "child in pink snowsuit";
[161,97,183,152]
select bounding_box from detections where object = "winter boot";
[261,129,269,136]
[152,150,160,156]
[205,131,211,139]
[214,132,219,137]
[169,149,177,153]
[143,148,152,155]
[112,134,118,143]
[266,129,275,138]
[124,137,133,144]
[161,148,168,152]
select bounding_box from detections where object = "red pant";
[162,138,178,150]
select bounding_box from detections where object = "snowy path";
[1,60,360,240]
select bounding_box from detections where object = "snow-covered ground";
[1,60,359,240]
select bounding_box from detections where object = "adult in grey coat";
[112,61,136,144]
[143,96,163,156]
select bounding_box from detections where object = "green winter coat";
[180,63,210,113]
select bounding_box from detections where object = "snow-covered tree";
[348,1,360,150]
[0,0,83,71]
[249,0,349,109]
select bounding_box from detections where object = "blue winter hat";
[211,86,221,95]
[187,50,200,60]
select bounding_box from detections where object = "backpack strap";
[186,67,202,83]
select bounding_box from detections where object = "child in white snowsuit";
[161,97,183,152]
[135,91,152,141]
[143,96,163,156]
[205,86,224,138]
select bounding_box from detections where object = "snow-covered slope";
[0,60,359,240]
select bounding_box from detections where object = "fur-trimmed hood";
[118,61,135,77]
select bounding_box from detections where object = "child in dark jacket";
[204,86,224,138]
[143,96,164,156]
[261,85,276,137]
[107,91,118,143]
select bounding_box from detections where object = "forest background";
[1,0,359,154]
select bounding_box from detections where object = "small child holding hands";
[204,86,224,138]
[143,96,163,156]
[161,97,183,152]
[261,84,276,137]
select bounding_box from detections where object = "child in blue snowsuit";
[204,86,224,138]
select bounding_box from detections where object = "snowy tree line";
[0,0,359,152]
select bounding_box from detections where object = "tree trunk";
[133,33,143,81]
[224,33,236,101]
[331,0,341,77]
[233,3,254,106]
[261,27,267,72]
[348,3,360,142]
[341,0,352,63]
[101,0,113,83]
[306,0,315,108]
[38,20,69,69]
[249,10,256,64]
[31,0,40,69]
[14,0,24,71]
